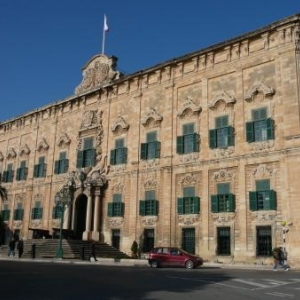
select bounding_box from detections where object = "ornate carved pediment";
[75,54,121,94]
[214,169,235,181]
[108,217,124,227]
[52,219,61,228]
[252,210,277,222]
[112,182,124,193]
[6,148,17,159]
[252,164,276,178]
[37,138,49,153]
[13,221,22,229]
[208,90,236,109]
[178,214,199,225]
[19,144,30,157]
[30,219,42,228]
[141,216,158,226]
[57,133,71,148]
[144,179,157,190]
[80,110,101,131]
[111,116,129,133]
[249,140,274,152]
[33,193,43,203]
[244,81,275,102]
[177,97,202,118]
[141,107,163,127]
[212,147,235,158]
[179,152,199,164]
[212,213,236,224]
[181,174,197,186]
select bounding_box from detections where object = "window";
[177,123,199,154]
[209,116,234,149]
[1,205,10,221]
[177,187,200,215]
[34,156,47,178]
[110,138,127,165]
[31,201,43,220]
[16,161,28,181]
[211,183,235,213]
[76,137,96,168]
[107,194,124,217]
[249,179,276,211]
[217,227,231,255]
[54,152,69,174]
[52,205,63,219]
[246,108,274,143]
[2,163,14,183]
[14,203,23,221]
[256,226,272,256]
[140,131,161,160]
[139,190,158,216]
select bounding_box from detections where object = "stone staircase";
[0,239,130,260]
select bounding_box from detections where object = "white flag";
[104,14,109,32]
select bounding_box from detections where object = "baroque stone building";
[1,14,300,265]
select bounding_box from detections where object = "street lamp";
[55,181,74,259]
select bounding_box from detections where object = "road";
[0,260,300,299]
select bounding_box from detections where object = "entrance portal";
[74,194,87,239]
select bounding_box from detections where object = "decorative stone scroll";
[208,90,236,109]
[75,54,121,94]
[6,148,17,160]
[252,210,277,222]
[36,138,49,153]
[19,144,31,157]
[108,217,124,227]
[57,133,71,148]
[144,179,157,190]
[244,81,275,102]
[252,164,276,178]
[141,107,163,127]
[177,96,202,118]
[80,110,101,131]
[111,116,129,133]
[141,216,158,226]
[212,213,236,224]
[178,214,199,226]
[181,174,198,186]
[13,221,22,229]
[214,169,235,182]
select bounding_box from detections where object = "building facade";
[1,14,300,265]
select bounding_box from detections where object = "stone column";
[83,193,93,240]
[92,188,101,241]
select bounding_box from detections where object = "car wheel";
[185,260,194,269]
[150,260,159,268]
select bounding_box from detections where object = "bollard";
[31,243,36,259]
[80,246,85,260]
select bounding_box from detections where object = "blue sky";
[0,1,299,122]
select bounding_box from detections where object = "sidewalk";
[0,255,285,270]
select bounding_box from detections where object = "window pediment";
[245,81,275,102]
[141,107,163,127]
[57,133,71,148]
[37,138,49,152]
[209,91,236,109]
[6,148,17,160]
[19,144,31,157]
[111,116,129,134]
[178,97,202,118]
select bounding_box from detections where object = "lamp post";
[55,181,74,259]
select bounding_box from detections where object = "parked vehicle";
[148,247,204,269]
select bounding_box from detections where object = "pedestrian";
[272,247,288,271]
[17,237,24,258]
[89,241,98,262]
[8,238,16,257]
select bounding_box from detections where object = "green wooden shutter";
[209,129,217,149]
[76,150,84,168]
[154,141,161,158]
[16,168,21,180]
[110,149,116,165]
[140,143,147,160]
[153,200,158,215]
[227,126,235,146]
[33,165,39,178]
[246,122,254,143]
[193,196,200,213]
[24,167,28,180]
[107,203,113,217]
[42,164,47,177]
[121,203,125,216]
[249,191,258,211]
[192,133,200,152]
[64,159,69,173]
[211,195,219,213]
[269,190,277,210]
[122,147,128,164]
[266,118,275,140]
[228,193,235,212]
[139,200,146,216]
[52,207,56,219]
[177,197,184,214]
[54,161,59,174]
[177,136,184,154]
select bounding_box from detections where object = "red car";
[148,247,204,269]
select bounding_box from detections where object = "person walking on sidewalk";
[89,241,98,262]
[8,238,16,257]
[17,237,24,258]
[272,247,289,271]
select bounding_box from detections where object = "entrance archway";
[74,194,87,239]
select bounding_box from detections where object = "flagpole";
[102,14,108,55]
